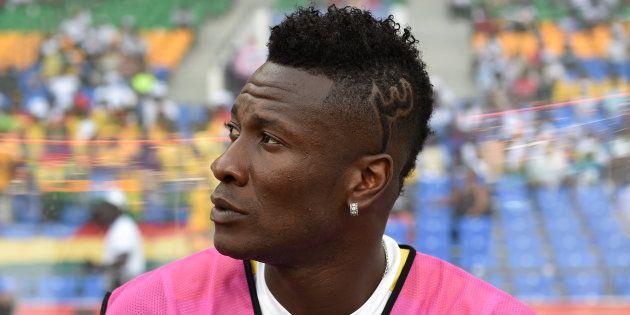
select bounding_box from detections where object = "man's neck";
[263,237,385,315]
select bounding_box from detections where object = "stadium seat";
[575,184,612,217]
[416,231,452,262]
[40,223,78,238]
[80,275,107,299]
[549,233,588,252]
[495,175,527,193]
[176,105,193,138]
[549,106,576,129]
[544,217,581,234]
[562,272,605,297]
[60,205,91,226]
[602,251,630,268]
[142,195,172,223]
[512,273,557,298]
[459,216,492,254]
[612,273,630,295]
[555,250,597,269]
[481,273,505,291]
[417,215,451,234]
[502,216,536,234]
[173,206,191,222]
[417,175,450,192]
[505,233,543,253]
[11,194,40,223]
[36,275,79,301]
[89,168,118,182]
[0,276,19,294]
[385,219,411,244]
[0,223,36,238]
[507,250,548,269]
[581,59,609,82]
[614,62,630,81]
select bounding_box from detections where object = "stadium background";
[0,0,629,314]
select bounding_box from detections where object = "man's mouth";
[211,206,247,224]
[210,194,248,224]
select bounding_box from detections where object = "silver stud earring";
[349,202,359,216]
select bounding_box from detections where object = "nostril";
[221,174,236,183]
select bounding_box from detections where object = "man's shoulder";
[103,248,247,314]
[115,247,241,290]
[395,250,534,314]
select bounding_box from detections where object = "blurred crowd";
[470,2,628,106]
[0,8,166,124]
[425,0,630,224]
[0,7,230,228]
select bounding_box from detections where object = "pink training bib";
[104,246,534,315]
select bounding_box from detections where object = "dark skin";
[210,62,400,314]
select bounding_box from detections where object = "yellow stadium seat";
[499,32,519,58]
[570,32,595,59]
[592,24,611,58]
[519,32,538,59]
[0,32,42,71]
[552,80,582,102]
[540,22,565,56]
[142,29,193,69]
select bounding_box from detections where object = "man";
[88,190,145,291]
[102,6,533,314]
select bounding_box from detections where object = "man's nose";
[210,140,248,186]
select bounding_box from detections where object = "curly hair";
[268,5,434,189]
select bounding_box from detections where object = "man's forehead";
[240,62,334,108]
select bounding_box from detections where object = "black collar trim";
[100,291,112,315]
[381,244,417,315]
[243,260,263,315]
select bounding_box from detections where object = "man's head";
[210,6,433,263]
[91,201,122,228]
[267,6,434,187]
[91,190,126,228]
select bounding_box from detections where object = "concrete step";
[168,0,268,104]
[408,0,475,98]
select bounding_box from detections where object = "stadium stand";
[0,1,231,312]
[408,0,630,305]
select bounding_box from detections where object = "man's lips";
[210,195,248,224]
[210,195,247,214]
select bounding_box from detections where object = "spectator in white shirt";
[87,190,145,290]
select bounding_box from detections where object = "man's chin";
[213,231,253,260]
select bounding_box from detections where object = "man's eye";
[261,133,280,145]
[225,123,240,141]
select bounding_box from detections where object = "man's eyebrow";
[251,113,285,129]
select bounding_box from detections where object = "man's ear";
[346,153,393,210]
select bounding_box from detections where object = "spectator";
[453,167,490,217]
[87,190,145,290]
[526,138,569,189]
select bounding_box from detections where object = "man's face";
[210,62,353,263]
